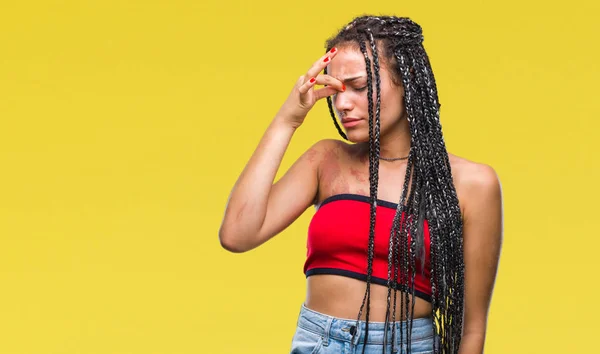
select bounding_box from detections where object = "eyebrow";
[340,75,366,83]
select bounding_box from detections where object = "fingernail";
[323,57,330,63]
[310,77,316,83]
[342,84,346,91]
[330,47,337,53]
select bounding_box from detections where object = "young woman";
[219,15,503,354]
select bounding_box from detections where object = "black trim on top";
[318,193,405,211]
[305,267,432,303]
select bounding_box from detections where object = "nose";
[333,90,354,116]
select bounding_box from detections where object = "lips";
[341,117,362,128]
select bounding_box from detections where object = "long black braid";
[323,16,465,354]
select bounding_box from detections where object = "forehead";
[326,46,369,79]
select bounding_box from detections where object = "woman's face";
[327,44,406,143]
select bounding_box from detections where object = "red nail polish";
[310,77,316,83]
[342,84,346,91]
[330,47,337,53]
[323,57,330,63]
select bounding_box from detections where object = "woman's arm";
[218,124,333,253]
[218,117,301,252]
[459,163,504,354]
[218,48,344,253]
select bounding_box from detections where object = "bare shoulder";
[448,153,502,222]
[302,138,345,164]
[306,139,360,203]
[448,153,500,190]
[309,138,345,152]
[300,138,347,182]
[305,138,357,163]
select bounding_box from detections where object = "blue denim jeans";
[290,304,436,354]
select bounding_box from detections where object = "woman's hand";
[277,47,346,129]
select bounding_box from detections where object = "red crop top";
[304,193,432,303]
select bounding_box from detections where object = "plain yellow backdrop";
[1,1,598,353]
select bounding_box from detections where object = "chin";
[344,129,370,143]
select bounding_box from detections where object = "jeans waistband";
[296,303,434,346]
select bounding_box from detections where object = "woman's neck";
[378,118,411,159]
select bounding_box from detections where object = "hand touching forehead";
[327,45,400,93]
[326,47,368,83]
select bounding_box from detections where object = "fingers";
[305,47,339,81]
[297,47,343,96]
[298,76,317,94]
[314,74,345,92]
[313,86,340,101]
[298,73,345,95]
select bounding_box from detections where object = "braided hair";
[323,16,465,354]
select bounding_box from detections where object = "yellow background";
[1,1,598,353]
